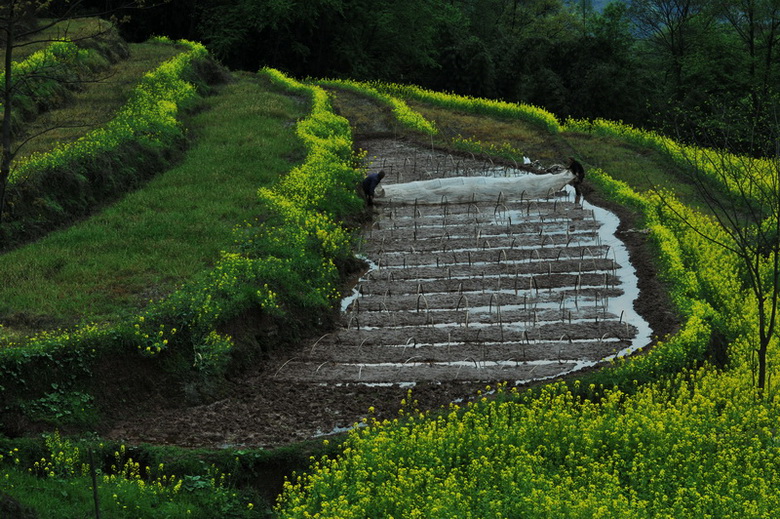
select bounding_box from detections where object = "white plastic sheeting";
[376,171,575,204]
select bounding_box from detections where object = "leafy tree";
[560,2,646,122]
[326,0,453,82]
[445,0,580,108]
[629,0,714,99]
[430,7,496,96]
[627,0,769,152]
[194,0,324,73]
[713,0,780,155]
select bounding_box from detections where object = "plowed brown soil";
[104,90,678,451]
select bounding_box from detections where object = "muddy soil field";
[277,140,648,386]
[107,138,669,450]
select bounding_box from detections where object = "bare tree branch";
[655,134,780,391]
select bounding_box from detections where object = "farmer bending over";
[362,170,386,206]
[567,157,585,205]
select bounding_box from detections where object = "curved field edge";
[1,37,214,248]
[0,67,366,434]
[276,173,780,518]
[375,81,561,135]
[314,78,438,136]
[271,88,780,516]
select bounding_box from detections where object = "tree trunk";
[0,3,15,225]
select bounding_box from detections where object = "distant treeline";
[106,0,778,156]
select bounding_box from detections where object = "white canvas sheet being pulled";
[376,171,575,205]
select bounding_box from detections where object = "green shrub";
[315,78,438,135]
[376,81,562,134]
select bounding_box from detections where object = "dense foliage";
[120,0,780,156]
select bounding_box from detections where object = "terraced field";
[275,139,650,386]
[106,137,654,449]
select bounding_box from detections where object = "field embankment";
[274,82,780,518]
[2,25,778,518]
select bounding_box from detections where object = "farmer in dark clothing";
[567,157,585,205]
[361,170,386,206]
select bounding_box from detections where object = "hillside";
[272,87,780,516]
[3,22,780,519]
[100,84,678,449]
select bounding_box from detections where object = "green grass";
[14,40,183,160]
[2,463,248,519]
[0,432,327,518]
[564,131,717,212]
[0,73,307,334]
[412,102,572,162]
[10,18,112,62]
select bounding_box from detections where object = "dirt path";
[105,138,672,450]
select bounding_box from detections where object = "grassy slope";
[14,41,182,159]
[0,72,307,335]
[0,50,753,518]
[406,100,698,208]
